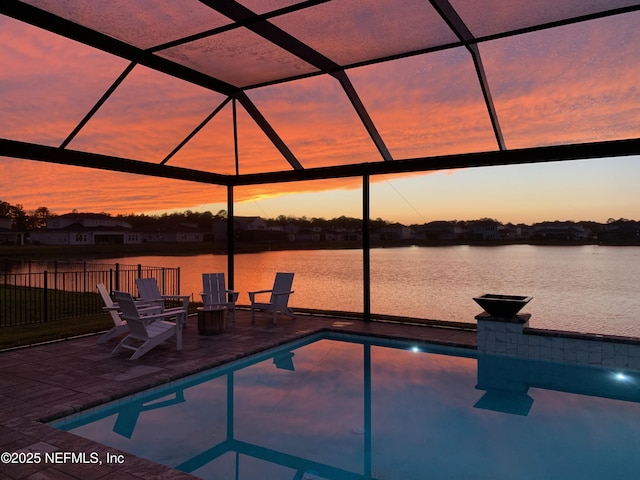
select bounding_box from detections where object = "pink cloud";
[247,74,383,168]
[481,12,640,148]
[0,16,128,146]
[349,48,500,159]
[0,157,227,215]
[66,65,226,162]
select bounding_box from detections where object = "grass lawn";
[0,297,202,350]
[0,314,115,350]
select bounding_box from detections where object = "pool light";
[614,372,629,382]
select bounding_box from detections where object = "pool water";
[52,333,640,479]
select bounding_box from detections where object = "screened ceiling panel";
[21,0,232,50]
[481,11,640,149]
[450,0,640,38]
[237,0,308,15]
[236,106,297,175]
[247,75,383,168]
[270,0,459,66]
[349,48,499,160]
[68,65,225,162]
[156,27,319,88]
[165,101,237,175]
[0,15,128,146]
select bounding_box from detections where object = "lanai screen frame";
[2,1,640,320]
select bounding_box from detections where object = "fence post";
[43,271,48,322]
[115,263,120,291]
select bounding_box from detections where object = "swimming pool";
[52,333,640,479]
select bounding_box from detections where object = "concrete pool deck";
[0,311,476,479]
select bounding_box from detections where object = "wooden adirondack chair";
[96,283,130,344]
[111,291,186,360]
[200,273,239,321]
[136,277,190,313]
[248,272,295,325]
[97,284,158,344]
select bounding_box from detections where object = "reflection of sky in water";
[56,336,640,480]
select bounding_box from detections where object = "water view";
[92,245,640,338]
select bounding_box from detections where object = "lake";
[95,245,640,338]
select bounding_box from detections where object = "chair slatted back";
[114,291,150,339]
[271,272,294,307]
[97,283,124,326]
[136,278,163,306]
[202,273,226,307]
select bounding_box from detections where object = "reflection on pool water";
[51,333,640,480]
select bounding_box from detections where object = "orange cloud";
[0,157,228,215]
[0,15,128,146]
[66,65,226,163]
[480,12,640,148]
[247,74,383,168]
[349,48,501,159]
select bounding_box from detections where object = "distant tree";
[5,203,28,231]
[370,217,389,230]
[310,217,329,228]
[0,201,10,217]
[29,206,53,230]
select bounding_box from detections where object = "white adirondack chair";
[111,291,186,360]
[96,283,130,344]
[136,277,190,313]
[248,272,295,325]
[200,273,239,321]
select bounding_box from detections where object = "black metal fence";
[0,261,181,327]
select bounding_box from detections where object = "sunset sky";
[1,3,639,225]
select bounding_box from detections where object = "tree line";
[0,200,391,232]
[1,199,636,235]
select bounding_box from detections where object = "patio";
[0,311,475,479]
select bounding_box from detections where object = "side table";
[197,306,227,335]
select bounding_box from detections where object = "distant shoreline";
[2,239,640,262]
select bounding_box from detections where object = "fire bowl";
[473,294,532,318]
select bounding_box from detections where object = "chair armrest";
[162,306,188,316]
[248,289,273,303]
[161,295,190,301]
[137,308,186,323]
[271,290,294,297]
[137,305,163,315]
[161,294,190,308]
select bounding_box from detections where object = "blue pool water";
[52,333,640,479]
